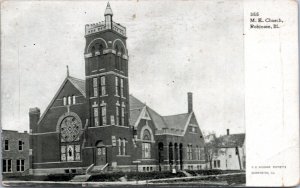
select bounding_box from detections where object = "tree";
[204,133,221,169]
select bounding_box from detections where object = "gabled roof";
[68,76,86,97]
[38,76,86,125]
[129,95,195,135]
[147,107,168,130]
[129,95,145,109]
[216,134,245,148]
[37,77,198,136]
[162,113,190,130]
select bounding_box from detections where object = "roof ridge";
[68,76,85,82]
[220,133,245,137]
[162,112,189,118]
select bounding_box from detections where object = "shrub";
[126,171,185,181]
[88,171,186,182]
[44,174,78,181]
[88,172,126,182]
[186,169,223,176]
[2,175,48,181]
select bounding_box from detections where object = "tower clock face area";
[60,116,81,142]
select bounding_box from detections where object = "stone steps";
[70,174,91,182]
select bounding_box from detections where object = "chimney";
[188,92,193,113]
[227,129,230,135]
[29,107,40,133]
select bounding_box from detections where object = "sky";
[1,0,244,136]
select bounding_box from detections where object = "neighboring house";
[28,3,206,175]
[206,130,245,170]
[2,130,29,176]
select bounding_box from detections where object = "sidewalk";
[2,172,245,186]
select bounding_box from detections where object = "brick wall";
[2,130,29,176]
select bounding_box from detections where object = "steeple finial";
[66,65,69,77]
[104,2,113,16]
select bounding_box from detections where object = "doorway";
[95,141,106,166]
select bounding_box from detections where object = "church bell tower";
[84,2,129,128]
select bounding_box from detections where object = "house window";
[101,106,106,125]
[200,148,205,160]
[122,139,126,155]
[4,140,9,151]
[98,44,103,54]
[18,140,23,151]
[68,96,72,105]
[235,147,239,155]
[116,106,120,125]
[61,146,66,161]
[121,106,125,126]
[142,143,151,158]
[63,97,67,106]
[16,159,25,172]
[63,145,80,161]
[100,76,106,96]
[115,77,119,96]
[93,77,98,97]
[187,144,193,160]
[75,145,81,160]
[91,46,95,56]
[214,160,220,168]
[196,146,201,160]
[115,46,119,70]
[142,129,151,158]
[72,95,76,104]
[93,107,99,126]
[118,138,121,155]
[189,126,197,133]
[120,79,124,97]
[2,159,12,172]
[120,48,124,71]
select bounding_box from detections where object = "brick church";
[29,3,206,175]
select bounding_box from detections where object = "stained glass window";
[60,115,81,162]
[60,116,81,143]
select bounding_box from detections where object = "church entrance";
[95,141,106,166]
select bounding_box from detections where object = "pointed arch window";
[115,45,119,70]
[120,48,124,71]
[98,44,103,55]
[91,46,95,56]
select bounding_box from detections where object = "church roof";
[68,76,86,97]
[162,113,191,130]
[216,134,245,148]
[38,76,197,135]
[129,95,145,109]
[128,95,193,133]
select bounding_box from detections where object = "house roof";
[216,134,245,148]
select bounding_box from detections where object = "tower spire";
[104,2,113,16]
